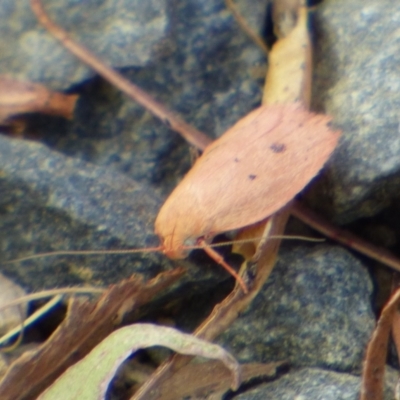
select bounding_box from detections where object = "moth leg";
[198,239,248,294]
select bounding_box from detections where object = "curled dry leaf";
[0,76,78,126]
[264,3,311,105]
[361,287,400,400]
[153,360,286,400]
[155,103,341,260]
[38,324,241,400]
[0,269,184,400]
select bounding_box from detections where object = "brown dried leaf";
[0,268,184,400]
[0,76,78,126]
[39,324,241,400]
[264,2,311,106]
[360,287,400,400]
[154,361,286,400]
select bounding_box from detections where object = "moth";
[156,102,340,262]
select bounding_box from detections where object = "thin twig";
[292,201,400,272]
[30,0,212,150]
[224,0,269,57]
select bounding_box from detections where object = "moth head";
[155,185,208,259]
[159,232,194,259]
[155,212,201,259]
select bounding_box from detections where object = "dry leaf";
[0,77,78,126]
[360,287,400,400]
[154,361,285,400]
[0,269,184,400]
[38,324,241,400]
[264,3,311,105]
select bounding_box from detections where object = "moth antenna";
[5,247,163,264]
[185,235,324,250]
[5,235,323,264]
[198,239,248,294]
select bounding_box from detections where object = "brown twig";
[360,287,400,400]
[224,0,269,57]
[292,201,400,273]
[30,0,211,150]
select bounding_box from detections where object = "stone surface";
[310,0,400,223]
[235,367,398,400]
[219,245,374,371]
[0,0,169,89]
[0,134,169,290]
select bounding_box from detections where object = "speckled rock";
[0,134,170,290]
[310,0,400,223]
[219,245,374,371]
[235,367,398,400]
[0,0,169,88]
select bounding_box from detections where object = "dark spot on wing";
[234,157,240,163]
[270,143,286,153]
[248,174,257,180]
[327,120,333,128]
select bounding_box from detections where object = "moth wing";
[156,103,340,249]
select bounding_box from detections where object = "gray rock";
[235,367,397,400]
[0,0,169,89]
[0,134,170,290]
[311,0,400,223]
[219,245,374,371]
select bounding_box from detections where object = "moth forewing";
[155,103,341,258]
